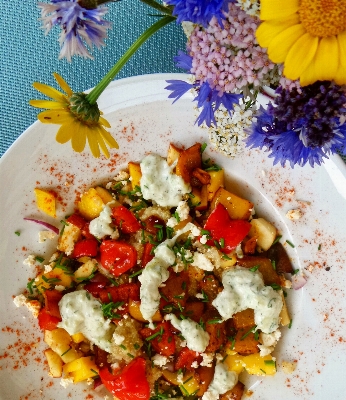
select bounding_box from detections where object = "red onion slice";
[291,273,307,290]
[24,218,59,235]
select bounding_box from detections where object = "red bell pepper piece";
[72,238,99,258]
[203,203,251,253]
[175,347,202,371]
[112,205,141,234]
[100,240,137,277]
[99,357,150,400]
[140,321,175,357]
[99,283,140,303]
[38,289,63,330]
[43,289,63,318]
[141,243,154,267]
[38,308,61,331]
[66,214,86,230]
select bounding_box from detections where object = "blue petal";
[174,50,193,72]
[165,80,194,103]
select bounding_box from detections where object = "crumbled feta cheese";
[189,225,201,237]
[281,360,297,374]
[200,235,208,245]
[257,345,273,357]
[114,170,129,182]
[152,354,169,368]
[13,295,41,318]
[38,230,57,243]
[195,210,202,217]
[176,201,190,221]
[191,252,214,271]
[23,255,36,266]
[113,333,125,345]
[260,329,281,347]
[191,361,199,368]
[200,353,214,368]
[86,378,94,385]
[195,293,204,300]
[60,377,74,388]
[177,371,184,385]
[286,209,303,220]
[235,243,243,259]
[166,217,178,228]
[54,285,65,292]
[89,203,117,240]
[44,264,53,273]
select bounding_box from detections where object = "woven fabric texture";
[1,1,345,164]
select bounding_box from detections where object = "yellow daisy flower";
[30,73,118,158]
[256,0,346,86]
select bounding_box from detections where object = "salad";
[14,142,295,400]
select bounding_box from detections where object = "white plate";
[1,74,346,400]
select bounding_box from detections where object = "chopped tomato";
[38,308,61,330]
[72,238,99,258]
[140,321,175,357]
[100,240,137,277]
[112,205,141,234]
[99,283,140,303]
[81,221,95,239]
[175,347,202,371]
[99,357,150,400]
[66,214,86,230]
[141,243,154,267]
[203,203,251,253]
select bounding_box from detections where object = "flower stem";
[140,0,173,15]
[86,15,175,104]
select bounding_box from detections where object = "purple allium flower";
[246,82,346,168]
[38,0,111,61]
[166,0,231,27]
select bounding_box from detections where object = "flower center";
[299,0,346,37]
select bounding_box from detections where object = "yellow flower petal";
[86,127,101,158]
[256,14,300,48]
[56,123,74,144]
[37,109,73,125]
[268,24,306,63]
[99,128,119,149]
[71,122,87,153]
[284,33,319,81]
[99,116,111,128]
[337,31,346,69]
[53,73,73,97]
[32,82,66,102]
[308,36,338,83]
[29,100,67,109]
[260,0,299,20]
[334,64,346,85]
[96,128,110,158]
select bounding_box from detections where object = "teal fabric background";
[1,0,186,157]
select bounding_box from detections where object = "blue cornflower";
[166,0,231,27]
[38,0,111,61]
[166,79,241,126]
[246,105,346,168]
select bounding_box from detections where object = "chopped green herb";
[260,368,267,374]
[219,238,225,248]
[222,254,233,260]
[42,276,61,284]
[173,211,180,222]
[183,376,193,384]
[264,360,276,366]
[318,244,322,251]
[90,368,99,376]
[35,256,45,263]
[292,269,299,275]
[249,264,260,272]
[286,240,295,248]
[207,318,223,325]
[222,354,228,363]
[201,289,209,302]
[27,279,36,295]
[180,385,189,396]
[60,348,71,357]
[269,283,281,291]
[127,353,134,358]
[14,231,20,236]
[101,301,124,320]
[145,328,164,341]
[120,344,127,350]
[254,330,259,341]
[271,260,276,270]
[288,319,293,329]
[129,269,143,278]
[201,142,207,153]
[272,235,282,245]
[134,343,140,350]
[181,281,186,290]
[240,325,257,340]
